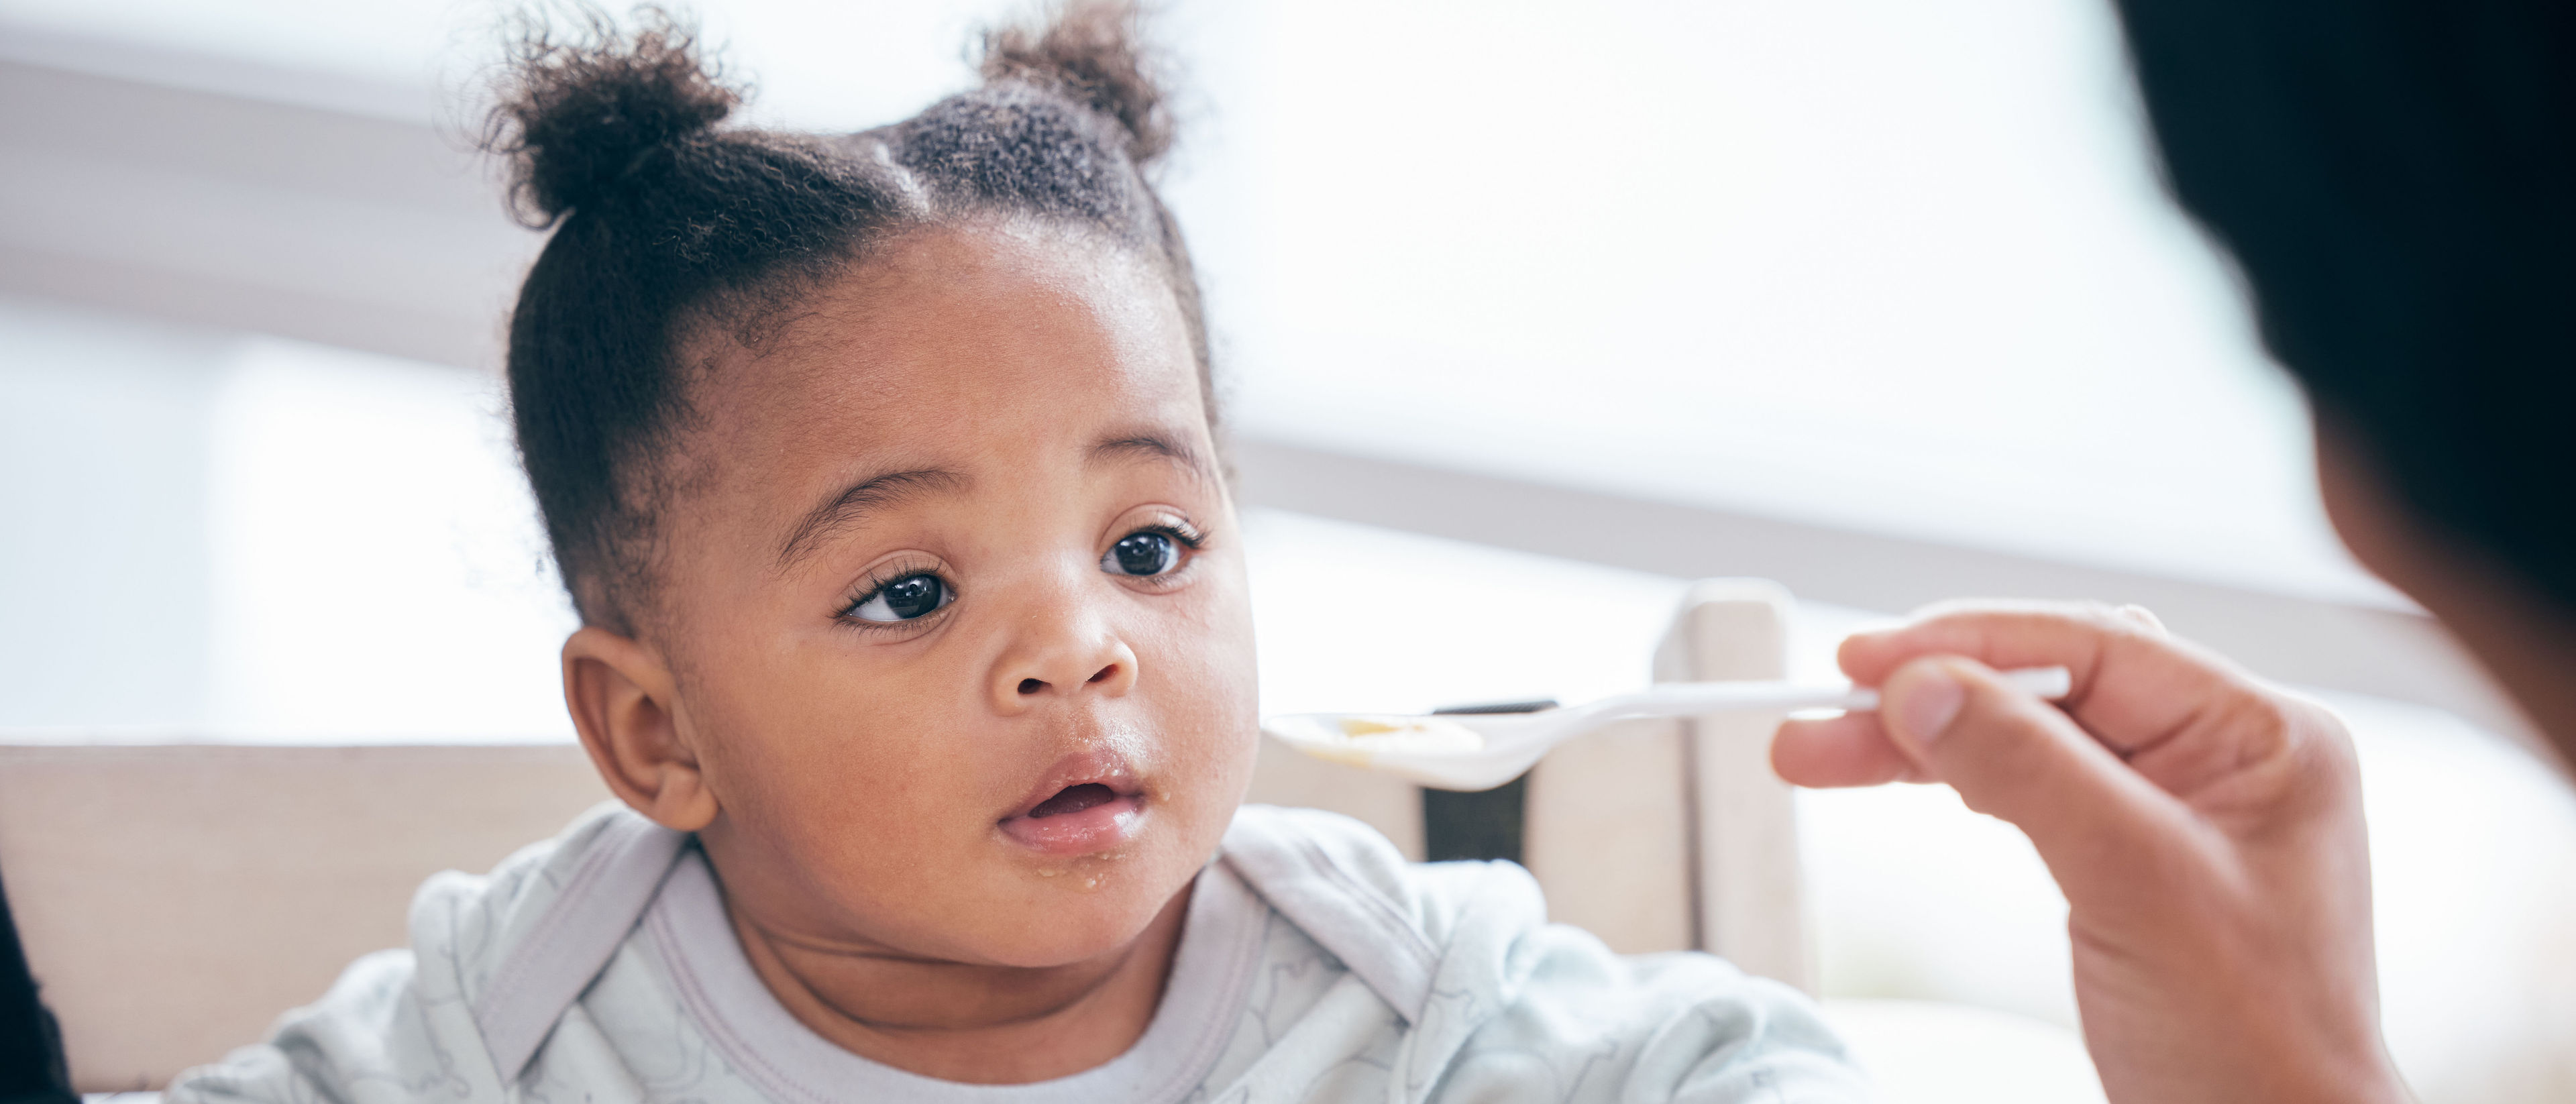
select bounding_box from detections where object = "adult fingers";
[1836,600,2166,692]
[1876,654,2207,910]
[1835,602,2290,791]
[1772,712,1928,787]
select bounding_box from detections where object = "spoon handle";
[1604,666,2072,719]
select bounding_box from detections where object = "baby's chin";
[962,853,1199,968]
[941,806,1209,962]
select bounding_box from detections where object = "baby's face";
[645,225,1256,967]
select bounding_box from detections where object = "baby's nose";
[990,617,1140,711]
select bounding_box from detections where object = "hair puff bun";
[488,5,742,225]
[979,2,1173,167]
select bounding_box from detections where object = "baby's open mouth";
[1000,755,1148,857]
[1028,782,1120,819]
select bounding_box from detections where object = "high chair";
[0,580,1807,1091]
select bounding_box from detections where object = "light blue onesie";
[166,804,1866,1103]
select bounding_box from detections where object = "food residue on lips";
[1283,714,1484,767]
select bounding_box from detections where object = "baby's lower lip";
[998,787,1146,856]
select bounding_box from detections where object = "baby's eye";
[848,573,951,622]
[1103,531,1181,577]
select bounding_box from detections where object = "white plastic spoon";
[1261,666,2073,791]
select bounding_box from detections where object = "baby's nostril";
[1088,665,1116,684]
[1018,677,1044,695]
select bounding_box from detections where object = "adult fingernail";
[1894,669,1967,745]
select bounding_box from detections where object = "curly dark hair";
[484,1,1208,632]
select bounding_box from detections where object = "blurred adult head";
[2114,0,2576,754]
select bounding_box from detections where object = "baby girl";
[167,5,1862,1101]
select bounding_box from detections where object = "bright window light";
[0,0,2380,602]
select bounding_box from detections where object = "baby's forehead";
[706,226,1193,409]
[671,225,1209,496]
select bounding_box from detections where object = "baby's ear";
[561,626,720,832]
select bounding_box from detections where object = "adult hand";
[1774,601,2410,1104]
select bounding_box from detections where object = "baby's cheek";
[1142,653,1260,842]
[716,664,977,854]
[1161,618,1260,775]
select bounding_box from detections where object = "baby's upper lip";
[1001,747,1145,822]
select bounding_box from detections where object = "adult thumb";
[1879,655,2188,892]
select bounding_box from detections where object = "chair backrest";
[5,578,1809,1090]
[0,742,610,1091]
[1656,579,1811,987]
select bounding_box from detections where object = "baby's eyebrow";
[1089,432,1216,484]
[776,467,969,570]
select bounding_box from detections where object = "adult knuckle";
[2212,686,2312,769]
[2112,603,2167,633]
[2067,600,2152,637]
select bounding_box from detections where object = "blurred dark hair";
[2112,0,2576,608]
[484,1,1208,631]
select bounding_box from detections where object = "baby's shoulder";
[421,802,678,967]
[1438,942,1864,1102]
[424,801,686,1069]
[1219,804,1548,1022]
[1216,806,1863,1100]
[168,803,684,1104]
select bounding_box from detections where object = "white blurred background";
[3,1,2573,1101]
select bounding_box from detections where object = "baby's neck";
[721,878,1192,1084]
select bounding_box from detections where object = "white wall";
[0,298,573,739]
[0,298,219,726]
